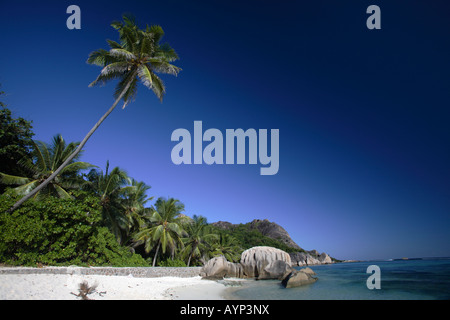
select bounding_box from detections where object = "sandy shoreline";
[0,273,229,300]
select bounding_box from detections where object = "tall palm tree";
[211,232,242,263]
[0,134,94,200]
[121,179,153,244]
[8,15,180,212]
[85,161,131,243]
[133,197,185,266]
[182,215,218,266]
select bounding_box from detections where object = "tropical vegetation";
[0,90,34,193]
[0,15,301,267]
[8,14,181,212]
[0,134,94,200]
[0,106,299,266]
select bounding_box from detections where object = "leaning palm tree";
[85,161,131,243]
[133,197,185,266]
[0,134,94,200]
[181,215,218,266]
[8,15,180,212]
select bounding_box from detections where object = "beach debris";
[71,280,99,300]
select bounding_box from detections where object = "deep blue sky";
[1,1,449,261]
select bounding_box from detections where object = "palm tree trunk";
[187,244,197,267]
[9,71,137,212]
[153,241,161,267]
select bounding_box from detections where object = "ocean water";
[225,259,450,300]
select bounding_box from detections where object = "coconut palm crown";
[87,15,181,108]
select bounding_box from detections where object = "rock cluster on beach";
[212,219,335,266]
[200,246,318,288]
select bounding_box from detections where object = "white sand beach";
[0,273,228,300]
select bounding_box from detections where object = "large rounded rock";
[200,256,244,279]
[299,267,316,275]
[240,246,292,279]
[282,269,318,288]
[261,260,293,280]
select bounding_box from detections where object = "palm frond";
[114,70,138,108]
[110,20,123,30]
[59,161,96,175]
[0,172,31,185]
[137,64,152,88]
[156,43,179,62]
[89,71,123,88]
[106,39,123,49]
[54,184,74,199]
[32,140,49,173]
[148,25,164,44]
[60,141,82,163]
[153,225,164,242]
[116,18,139,52]
[147,59,181,76]
[101,61,132,74]
[50,135,65,170]
[146,70,165,101]
[89,62,131,87]
[6,134,95,201]
[150,211,163,224]
[139,32,155,57]
[16,156,40,178]
[87,49,118,67]
[109,48,136,61]
[12,180,39,196]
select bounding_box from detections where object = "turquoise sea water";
[226,259,450,300]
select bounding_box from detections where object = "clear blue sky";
[1,0,449,261]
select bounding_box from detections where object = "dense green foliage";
[0,17,303,268]
[0,192,147,266]
[0,15,305,268]
[0,134,95,200]
[0,91,34,192]
[158,259,187,267]
[211,224,303,254]
[0,103,301,267]
[133,197,187,266]
[181,215,219,266]
[0,11,305,265]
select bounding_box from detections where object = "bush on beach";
[0,191,148,267]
